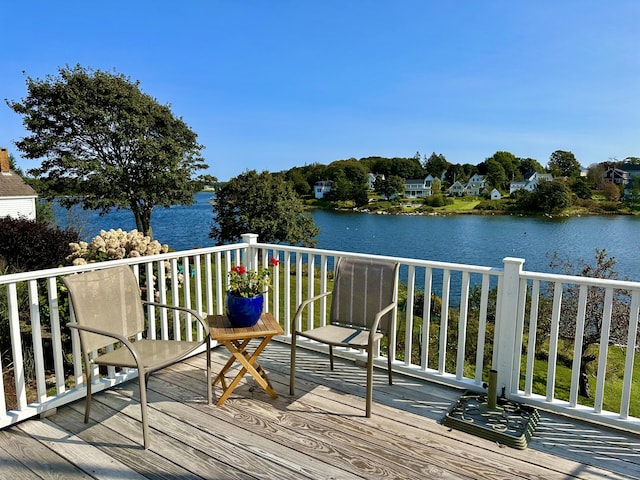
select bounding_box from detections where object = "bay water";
[54,192,640,282]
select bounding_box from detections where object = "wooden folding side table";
[207,312,284,406]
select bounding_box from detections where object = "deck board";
[1,340,639,480]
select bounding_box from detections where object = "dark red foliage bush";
[0,217,80,273]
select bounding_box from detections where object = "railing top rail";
[256,242,503,275]
[0,243,248,285]
[522,269,640,290]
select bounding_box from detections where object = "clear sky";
[2,1,638,181]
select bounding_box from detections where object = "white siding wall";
[0,197,37,220]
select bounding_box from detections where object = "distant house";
[619,163,640,198]
[509,172,553,194]
[619,163,640,181]
[0,147,37,220]
[314,180,333,199]
[604,167,629,186]
[490,188,502,200]
[448,180,466,197]
[465,174,486,196]
[404,175,434,198]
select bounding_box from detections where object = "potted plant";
[226,257,279,327]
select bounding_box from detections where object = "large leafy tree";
[210,170,319,246]
[481,151,518,185]
[517,157,545,177]
[389,157,425,179]
[7,65,210,238]
[485,159,507,189]
[548,150,581,178]
[534,179,573,213]
[423,152,450,179]
[373,174,405,199]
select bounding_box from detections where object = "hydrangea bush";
[67,229,169,265]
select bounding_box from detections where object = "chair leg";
[365,351,373,418]
[329,345,334,370]
[83,363,92,424]
[387,351,393,385]
[289,332,297,395]
[207,338,212,404]
[138,372,150,449]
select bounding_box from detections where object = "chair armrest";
[67,323,144,368]
[141,300,209,332]
[368,301,398,345]
[291,291,332,332]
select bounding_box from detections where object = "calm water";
[54,192,640,281]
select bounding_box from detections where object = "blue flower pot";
[225,292,263,327]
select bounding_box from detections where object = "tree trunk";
[579,352,597,398]
[579,372,591,398]
[141,205,153,239]
[131,203,153,238]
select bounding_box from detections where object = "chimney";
[0,148,9,173]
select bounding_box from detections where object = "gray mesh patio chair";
[63,265,209,449]
[290,257,399,417]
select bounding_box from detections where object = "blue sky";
[2,1,638,181]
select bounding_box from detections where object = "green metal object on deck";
[442,392,540,450]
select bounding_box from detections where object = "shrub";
[0,217,80,273]
[599,201,620,212]
[474,200,501,211]
[66,228,169,265]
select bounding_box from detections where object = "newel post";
[241,233,259,271]
[493,257,525,398]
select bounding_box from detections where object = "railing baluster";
[194,254,203,341]
[594,287,614,414]
[28,280,47,403]
[319,255,328,327]
[511,277,528,393]
[569,285,588,407]
[283,251,292,335]
[145,262,157,339]
[171,258,180,339]
[296,253,304,329]
[8,283,27,411]
[68,307,83,387]
[438,269,451,375]
[181,258,192,341]
[546,281,563,402]
[420,267,432,371]
[620,290,639,419]
[524,280,540,396]
[215,251,223,315]
[455,271,470,380]
[474,273,490,385]
[47,277,66,395]
[405,266,416,367]
[205,252,213,315]
[307,254,315,329]
[158,259,169,340]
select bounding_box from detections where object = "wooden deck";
[1,340,639,479]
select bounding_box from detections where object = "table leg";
[214,335,278,406]
[213,338,251,387]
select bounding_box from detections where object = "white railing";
[0,242,248,427]
[1,233,639,434]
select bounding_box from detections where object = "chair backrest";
[329,257,399,332]
[63,266,146,352]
